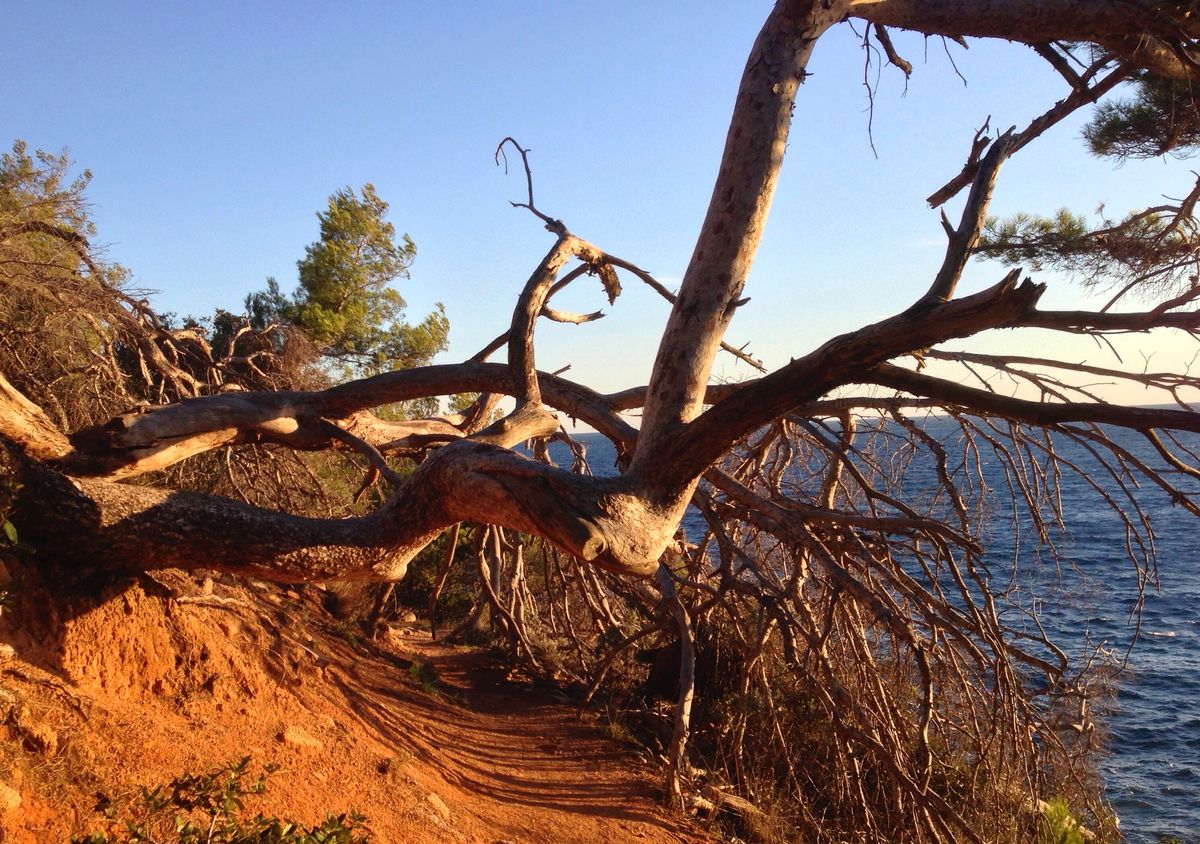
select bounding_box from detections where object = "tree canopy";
[4,2,1200,841]
[244,184,449,376]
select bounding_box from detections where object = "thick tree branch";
[849,0,1200,81]
[14,432,675,582]
[0,372,73,460]
[636,0,848,462]
[643,271,1045,486]
[919,130,1015,306]
[8,395,666,581]
[864,362,1200,434]
[508,234,582,406]
[58,363,637,479]
[1026,304,1200,333]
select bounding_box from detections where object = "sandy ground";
[0,572,714,843]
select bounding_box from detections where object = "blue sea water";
[1012,430,1200,844]
[550,426,1200,842]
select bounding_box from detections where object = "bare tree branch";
[927,65,1132,207]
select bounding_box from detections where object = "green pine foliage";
[0,141,147,423]
[979,204,1199,295]
[1084,71,1200,162]
[247,184,449,377]
[979,209,1091,272]
[979,64,1200,299]
[0,141,95,240]
[1039,798,1086,844]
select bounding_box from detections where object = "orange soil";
[0,571,713,843]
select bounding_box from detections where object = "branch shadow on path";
[326,629,702,841]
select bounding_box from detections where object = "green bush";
[72,757,368,844]
[1040,798,1085,844]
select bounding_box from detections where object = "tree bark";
[635,0,848,470]
[849,0,1200,81]
[4,0,1200,592]
[0,373,72,461]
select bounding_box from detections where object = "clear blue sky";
[6,2,1195,404]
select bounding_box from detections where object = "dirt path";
[362,630,710,843]
[0,581,714,844]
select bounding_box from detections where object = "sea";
[549,424,1200,843]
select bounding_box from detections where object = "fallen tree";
[5,2,1200,841]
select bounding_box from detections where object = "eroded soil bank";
[0,571,712,843]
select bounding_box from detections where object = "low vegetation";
[71,758,367,844]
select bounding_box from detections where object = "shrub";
[71,757,367,844]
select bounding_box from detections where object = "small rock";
[0,783,20,813]
[425,791,451,821]
[400,611,418,624]
[0,643,15,661]
[280,725,323,751]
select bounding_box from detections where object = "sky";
[6,2,1198,410]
